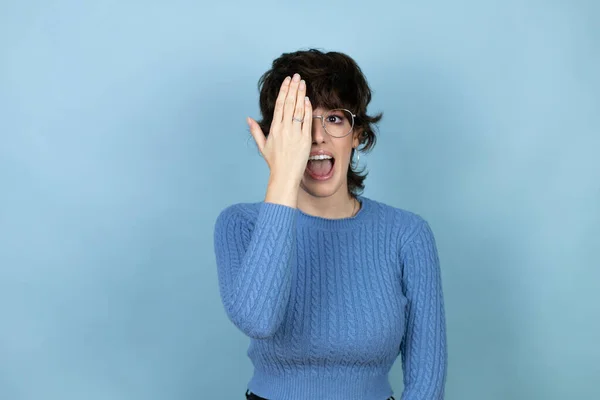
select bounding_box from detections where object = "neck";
[297,187,358,219]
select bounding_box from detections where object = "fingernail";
[305,96,310,103]
[283,76,291,84]
[299,80,306,89]
[293,73,300,82]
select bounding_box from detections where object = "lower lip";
[305,160,335,181]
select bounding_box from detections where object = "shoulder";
[360,196,433,245]
[214,201,262,231]
[361,196,429,229]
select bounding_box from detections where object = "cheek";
[334,146,353,169]
[331,137,355,171]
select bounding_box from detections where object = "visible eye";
[326,113,346,124]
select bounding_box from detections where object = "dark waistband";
[246,389,395,400]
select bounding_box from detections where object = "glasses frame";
[312,108,356,138]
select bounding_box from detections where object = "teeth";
[308,154,333,161]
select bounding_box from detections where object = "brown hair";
[256,49,382,196]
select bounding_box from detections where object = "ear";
[352,129,362,149]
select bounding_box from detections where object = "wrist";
[265,174,300,208]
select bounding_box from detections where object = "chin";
[300,182,341,198]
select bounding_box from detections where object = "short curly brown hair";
[256,49,382,196]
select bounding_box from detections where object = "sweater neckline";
[296,195,373,230]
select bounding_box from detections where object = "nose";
[311,116,327,144]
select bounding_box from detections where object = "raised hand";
[247,73,313,207]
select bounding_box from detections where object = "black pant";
[246,389,396,400]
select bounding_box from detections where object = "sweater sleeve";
[399,219,447,400]
[213,202,297,339]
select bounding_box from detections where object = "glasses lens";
[323,109,354,138]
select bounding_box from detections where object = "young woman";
[214,49,447,400]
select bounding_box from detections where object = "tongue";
[307,159,333,176]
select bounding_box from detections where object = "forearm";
[215,201,297,339]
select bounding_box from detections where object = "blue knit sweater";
[213,196,447,400]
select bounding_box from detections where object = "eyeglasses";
[312,109,356,138]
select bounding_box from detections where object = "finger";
[302,96,313,139]
[284,73,301,125]
[247,117,266,154]
[292,79,306,130]
[272,76,291,128]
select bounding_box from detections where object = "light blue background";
[1,1,598,399]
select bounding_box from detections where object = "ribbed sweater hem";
[248,367,394,400]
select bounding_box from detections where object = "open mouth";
[306,155,335,181]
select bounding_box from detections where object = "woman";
[214,49,447,399]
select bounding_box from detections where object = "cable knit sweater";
[213,196,447,400]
